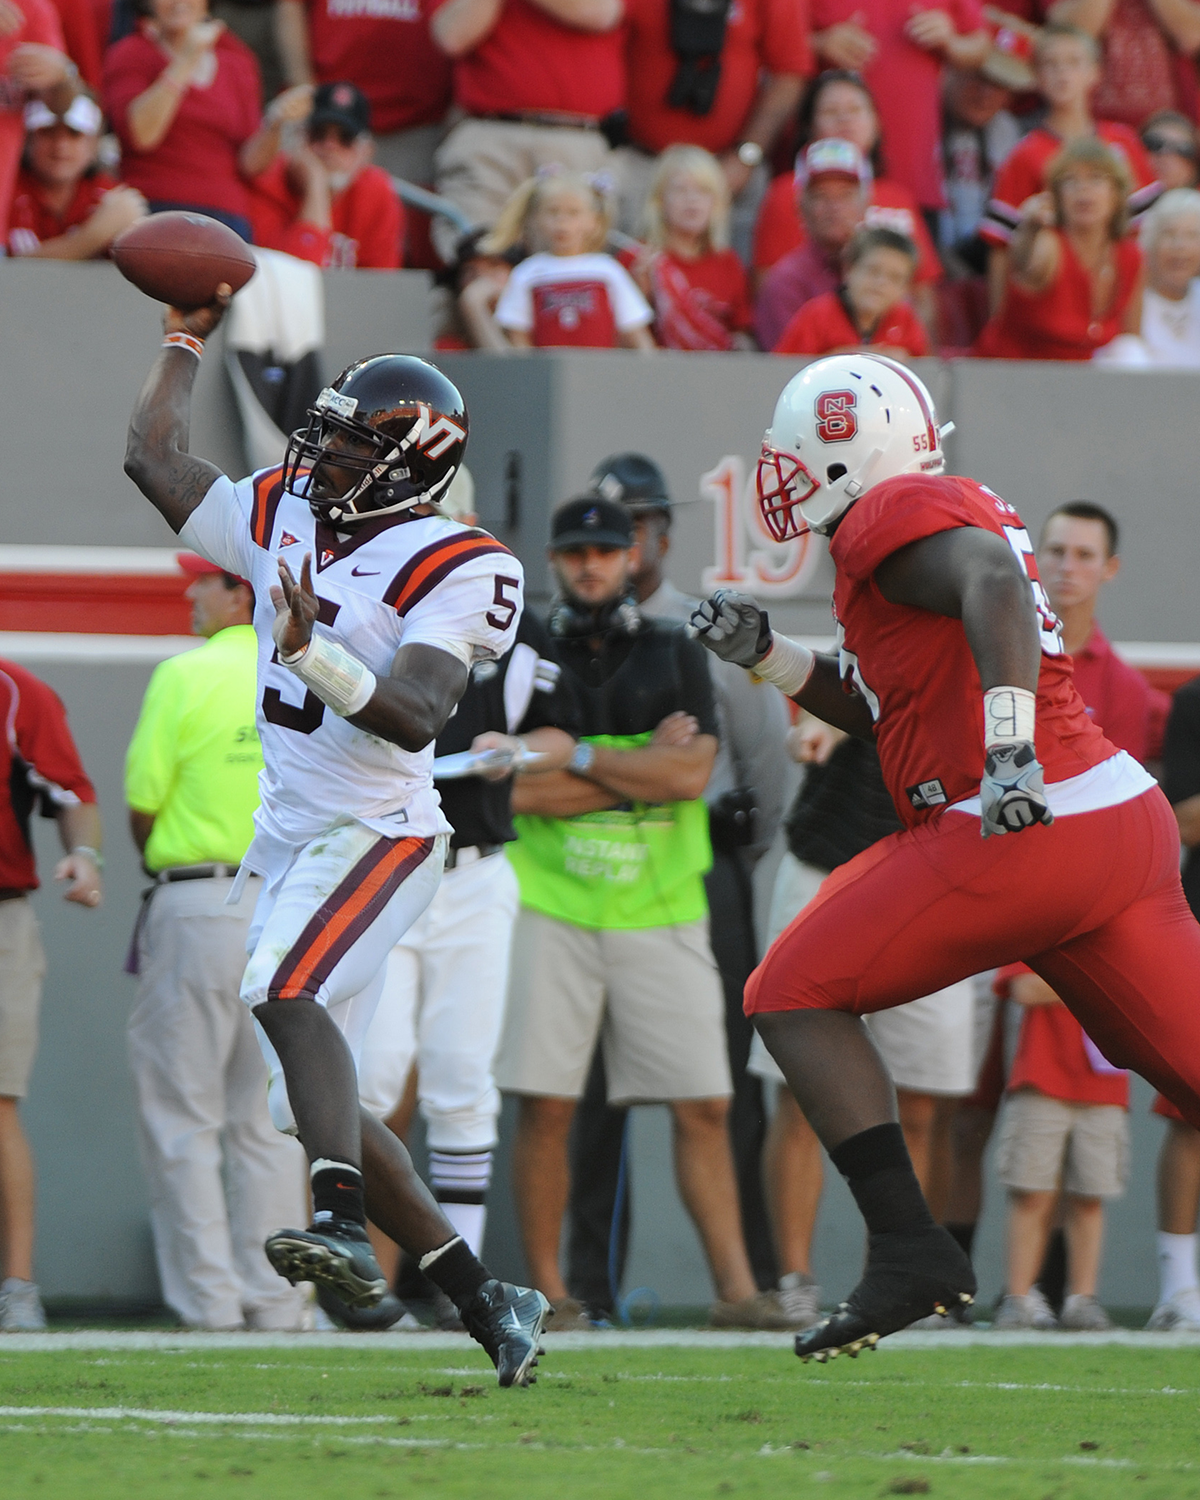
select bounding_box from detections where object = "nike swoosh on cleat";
[351,566,380,576]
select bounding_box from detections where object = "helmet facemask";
[757,438,878,541]
[284,386,456,526]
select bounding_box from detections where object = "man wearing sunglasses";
[1142,111,1200,192]
[249,79,403,267]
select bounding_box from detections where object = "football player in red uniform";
[690,354,1200,1361]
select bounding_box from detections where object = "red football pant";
[746,787,1200,1130]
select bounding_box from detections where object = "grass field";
[2,1333,1200,1498]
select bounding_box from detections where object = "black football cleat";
[461,1279,551,1388]
[316,1285,411,1330]
[795,1226,976,1364]
[265,1218,388,1309]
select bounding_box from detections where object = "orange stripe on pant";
[271,835,431,1001]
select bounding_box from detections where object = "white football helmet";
[757,354,954,540]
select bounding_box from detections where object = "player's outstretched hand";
[980,741,1053,839]
[687,589,772,669]
[164,282,233,342]
[271,552,320,658]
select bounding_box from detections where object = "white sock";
[440,1201,487,1257]
[429,1148,492,1257]
[1157,1231,1199,1303]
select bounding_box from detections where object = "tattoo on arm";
[124,349,223,532]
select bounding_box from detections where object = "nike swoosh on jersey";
[351,566,381,576]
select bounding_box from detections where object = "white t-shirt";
[1140,282,1200,368]
[179,466,524,848]
[494,252,653,346]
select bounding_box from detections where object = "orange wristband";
[163,331,204,359]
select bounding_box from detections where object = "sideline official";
[124,554,308,1331]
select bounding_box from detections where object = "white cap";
[24,94,103,136]
[795,137,873,190]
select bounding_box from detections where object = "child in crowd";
[433,228,523,351]
[249,82,402,269]
[992,963,1129,1332]
[773,226,928,357]
[629,145,754,351]
[488,171,655,350]
[7,93,146,258]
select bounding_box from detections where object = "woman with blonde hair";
[976,137,1144,361]
[487,170,654,350]
[630,145,754,351]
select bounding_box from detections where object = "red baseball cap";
[795,138,873,191]
[177,552,250,589]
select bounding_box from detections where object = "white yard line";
[0,1328,1198,1351]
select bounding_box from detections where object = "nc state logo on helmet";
[284,354,469,526]
[757,354,954,541]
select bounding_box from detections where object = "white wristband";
[983,686,1036,747]
[281,632,377,718]
[753,633,816,697]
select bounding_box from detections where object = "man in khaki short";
[496,495,799,1332]
[0,658,103,1331]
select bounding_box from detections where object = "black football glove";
[687,589,772,669]
[980,741,1053,839]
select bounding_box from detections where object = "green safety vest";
[508,732,712,930]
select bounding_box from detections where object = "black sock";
[829,1123,935,1237]
[945,1222,977,1259]
[310,1159,366,1227]
[421,1236,490,1310]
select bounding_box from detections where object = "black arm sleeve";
[1162,679,1200,807]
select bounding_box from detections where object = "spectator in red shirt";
[274,0,450,188]
[752,70,941,328]
[754,136,869,349]
[488,170,655,347]
[613,0,810,257]
[991,961,1129,1331]
[7,92,146,255]
[1046,0,1200,130]
[0,660,102,1331]
[1036,501,1169,763]
[976,136,1144,359]
[774,224,928,355]
[626,144,754,350]
[980,23,1157,299]
[809,0,988,212]
[0,0,77,236]
[46,0,103,88]
[249,80,403,267]
[103,0,312,238]
[429,0,624,262]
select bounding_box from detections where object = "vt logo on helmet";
[284,354,469,525]
[757,354,954,541]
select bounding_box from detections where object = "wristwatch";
[736,141,764,168]
[568,742,596,777]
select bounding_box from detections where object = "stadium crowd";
[5,0,1200,357]
[2,463,1199,1340]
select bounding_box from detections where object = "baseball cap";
[24,94,103,136]
[795,138,873,190]
[549,496,635,551]
[310,81,371,139]
[980,8,1038,90]
[177,552,250,588]
[589,453,672,516]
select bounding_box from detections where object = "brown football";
[112,211,257,311]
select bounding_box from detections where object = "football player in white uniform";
[123,293,550,1386]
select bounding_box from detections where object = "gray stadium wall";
[2,259,1197,1315]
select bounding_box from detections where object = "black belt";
[443,843,504,870]
[0,888,29,902]
[474,110,602,131]
[152,863,241,884]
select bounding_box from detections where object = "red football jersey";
[829,472,1117,827]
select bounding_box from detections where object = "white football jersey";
[180,465,524,847]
